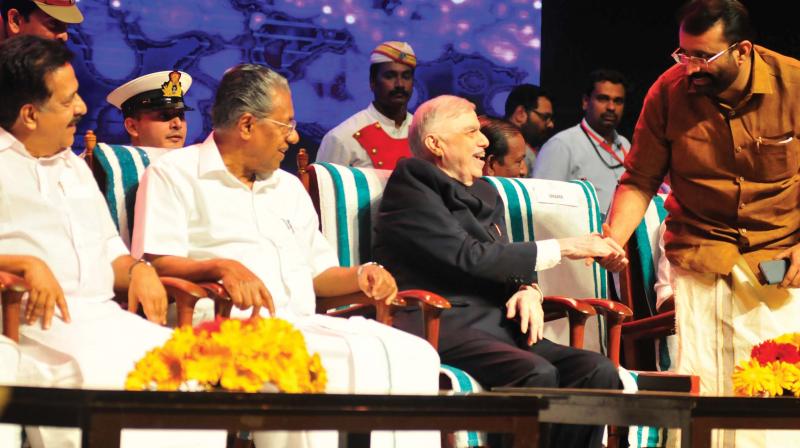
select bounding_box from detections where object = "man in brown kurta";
[604,1,800,446]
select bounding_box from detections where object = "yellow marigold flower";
[733,359,782,397]
[127,317,327,393]
[769,361,800,393]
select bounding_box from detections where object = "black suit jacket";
[373,158,539,347]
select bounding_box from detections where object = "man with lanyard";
[316,41,415,170]
[1,0,82,43]
[504,84,554,177]
[602,1,800,446]
[532,69,628,214]
[106,70,194,149]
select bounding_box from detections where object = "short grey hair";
[212,64,290,129]
[408,95,476,159]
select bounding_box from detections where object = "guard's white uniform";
[316,103,411,168]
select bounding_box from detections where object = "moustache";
[68,115,83,127]
[689,73,713,82]
[389,89,409,97]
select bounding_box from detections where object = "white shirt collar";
[0,127,72,162]
[196,131,281,191]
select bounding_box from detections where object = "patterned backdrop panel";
[68,0,542,158]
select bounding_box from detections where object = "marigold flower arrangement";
[125,317,327,393]
[732,333,800,397]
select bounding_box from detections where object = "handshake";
[557,223,628,272]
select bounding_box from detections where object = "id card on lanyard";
[580,120,627,166]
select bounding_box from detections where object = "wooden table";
[495,387,800,448]
[0,386,543,448]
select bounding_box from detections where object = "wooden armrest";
[196,282,227,300]
[578,299,633,366]
[542,296,596,350]
[396,289,451,310]
[579,299,633,320]
[0,271,29,294]
[398,289,451,351]
[160,277,207,299]
[621,311,676,340]
[1,271,28,342]
[542,295,596,317]
[316,292,407,313]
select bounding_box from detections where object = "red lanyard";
[580,121,627,166]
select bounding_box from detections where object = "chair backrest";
[307,162,392,267]
[484,177,608,299]
[484,176,608,353]
[91,143,168,247]
[623,195,668,317]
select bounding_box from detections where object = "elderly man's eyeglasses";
[671,42,739,68]
[530,110,554,123]
[263,117,297,135]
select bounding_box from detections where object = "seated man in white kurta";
[132,63,440,448]
[0,35,225,448]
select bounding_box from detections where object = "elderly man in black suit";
[373,94,627,448]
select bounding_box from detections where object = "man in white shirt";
[106,70,194,149]
[0,35,223,448]
[532,69,630,214]
[132,63,440,448]
[315,41,415,170]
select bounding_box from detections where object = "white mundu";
[132,133,440,448]
[0,128,224,448]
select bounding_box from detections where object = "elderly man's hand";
[558,233,628,270]
[215,259,275,316]
[775,244,800,288]
[22,256,70,330]
[357,263,398,306]
[506,285,544,345]
[128,262,168,325]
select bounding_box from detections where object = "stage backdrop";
[68,0,542,164]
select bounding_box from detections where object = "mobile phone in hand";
[759,259,789,285]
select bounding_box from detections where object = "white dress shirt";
[133,133,339,319]
[132,133,441,447]
[0,128,127,306]
[315,103,412,168]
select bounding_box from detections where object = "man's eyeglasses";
[530,109,554,123]
[671,42,739,69]
[263,117,298,135]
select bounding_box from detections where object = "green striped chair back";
[632,195,668,316]
[310,162,392,267]
[93,143,167,247]
[309,162,486,447]
[484,176,608,353]
[624,196,670,448]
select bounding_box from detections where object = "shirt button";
[371,148,378,154]
[740,228,748,234]
[739,202,746,209]
[737,176,745,183]
[729,110,736,118]
[377,161,384,167]
[735,146,743,153]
